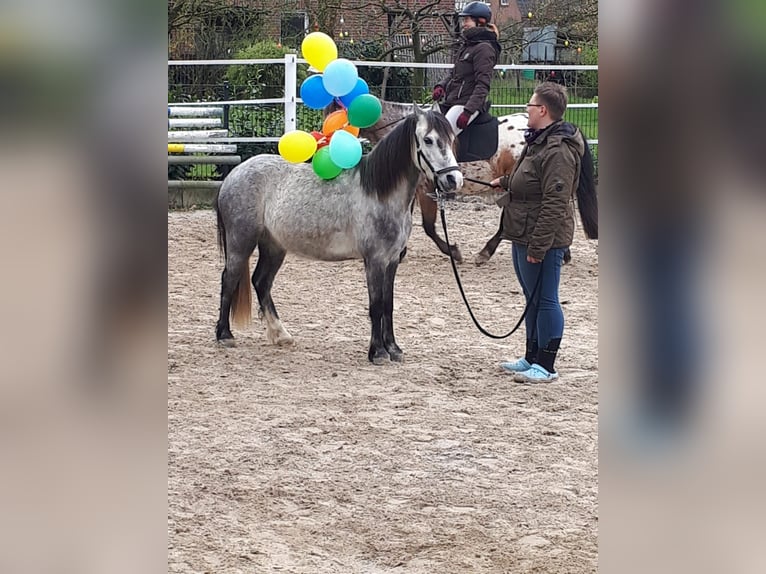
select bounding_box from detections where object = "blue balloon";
[328,130,362,169]
[338,78,370,108]
[300,75,334,109]
[322,59,359,97]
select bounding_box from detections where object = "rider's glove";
[456,110,472,130]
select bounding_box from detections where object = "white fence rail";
[168,57,598,144]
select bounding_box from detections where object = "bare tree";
[168,0,264,98]
[504,0,598,55]
[168,0,263,51]
[302,1,342,38]
[320,1,459,98]
[169,0,229,39]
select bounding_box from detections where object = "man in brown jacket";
[490,82,587,383]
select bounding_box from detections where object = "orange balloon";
[322,110,348,136]
[322,109,360,137]
[343,124,360,137]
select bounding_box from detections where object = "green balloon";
[312,146,343,180]
[347,94,382,128]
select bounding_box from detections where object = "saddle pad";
[456,114,499,162]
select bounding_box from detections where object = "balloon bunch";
[277,32,383,180]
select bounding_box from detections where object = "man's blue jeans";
[512,243,566,350]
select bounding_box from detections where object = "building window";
[280,13,307,49]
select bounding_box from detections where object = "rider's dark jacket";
[436,27,501,115]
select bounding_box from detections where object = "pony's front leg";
[381,260,403,362]
[364,259,390,365]
[419,184,463,263]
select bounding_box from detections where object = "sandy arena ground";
[168,199,598,573]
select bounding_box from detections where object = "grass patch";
[488,79,598,141]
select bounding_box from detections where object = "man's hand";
[432,85,445,101]
[527,255,542,263]
[456,111,472,130]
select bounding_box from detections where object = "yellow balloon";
[301,32,338,72]
[278,130,318,163]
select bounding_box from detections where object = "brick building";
[170,1,523,58]
[265,1,523,47]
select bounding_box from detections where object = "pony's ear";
[413,103,425,117]
[430,101,441,113]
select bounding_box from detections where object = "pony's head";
[412,106,463,192]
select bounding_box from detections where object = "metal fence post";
[222,80,230,130]
[284,53,297,133]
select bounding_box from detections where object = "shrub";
[226,41,309,100]
[577,43,598,99]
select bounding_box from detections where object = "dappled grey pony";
[215,106,462,364]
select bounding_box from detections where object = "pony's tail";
[214,189,252,328]
[230,260,252,329]
[214,188,226,256]
[576,141,599,240]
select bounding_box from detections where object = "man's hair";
[534,82,568,121]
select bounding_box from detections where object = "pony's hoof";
[268,332,294,346]
[369,349,390,365]
[217,337,236,348]
[451,247,464,264]
[474,251,490,266]
[388,349,404,362]
[385,343,403,362]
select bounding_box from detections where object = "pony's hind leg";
[215,194,259,347]
[475,214,505,266]
[473,219,571,265]
[216,249,252,347]
[252,237,293,346]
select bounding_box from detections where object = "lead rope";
[430,174,543,340]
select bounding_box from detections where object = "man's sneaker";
[499,358,532,375]
[513,363,559,383]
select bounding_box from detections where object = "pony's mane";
[358,111,453,199]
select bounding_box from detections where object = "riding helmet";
[458,2,492,25]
